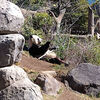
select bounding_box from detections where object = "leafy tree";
[32,12,53,33]
[11,0,89,35]
[22,16,42,40]
[46,0,89,34]
[63,0,89,34]
[22,12,53,40]
[11,0,47,10]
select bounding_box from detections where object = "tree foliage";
[11,0,89,34]
[32,12,53,30]
[11,0,47,10]
[62,0,89,34]
[22,12,53,39]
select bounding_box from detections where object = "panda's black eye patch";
[38,38,40,42]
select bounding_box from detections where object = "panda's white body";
[39,50,57,59]
[45,50,57,58]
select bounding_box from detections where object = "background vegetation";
[11,0,100,65]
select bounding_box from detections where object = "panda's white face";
[31,35,42,45]
[30,35,42,45]
[28,35,42,48]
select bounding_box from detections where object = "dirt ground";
[19,53,53,71]
[19,53,99,100]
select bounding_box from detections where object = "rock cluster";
[35,71,61,96]
[0,0,43,100]
[65,63,100,97]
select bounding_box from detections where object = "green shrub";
[22,12,53,41]
[51,35,79,60]
[22,16,44,40]
[32,12,53,31]
[52,35,69,60]
[52,64,65,71]
[52,35,100,66]
[65,37,100,65]
[83,38,100,65]
[11,0,47,10]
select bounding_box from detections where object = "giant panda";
[28,35,50,58]
[28,35,69,66]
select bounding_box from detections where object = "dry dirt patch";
[19,53,53,71]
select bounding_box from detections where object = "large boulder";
[0,79,43,100]
[65,63,100,97]
[0,65,43,100]
[0,1,24,34]
[0,65,28,90]
[0,34,25,67]
[35,73,61,96]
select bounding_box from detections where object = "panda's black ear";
[30,35,32,38]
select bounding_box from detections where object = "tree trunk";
[49,9,66,34]
[88,7,94,37]
[56,23,61,34]
[96,18,100,34]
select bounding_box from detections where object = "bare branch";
[66,15,82,30]
[49,10,57,22]
[57,8,66,24]
[94,18,100,29]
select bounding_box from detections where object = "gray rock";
[0,78,43,100]
[0,1,24,34]
[65,63,100,97]
[0,65,28,90]
[35,73,61,96]
[0,34,25,67]
[0,65,43,100]
[41,71,57,77]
